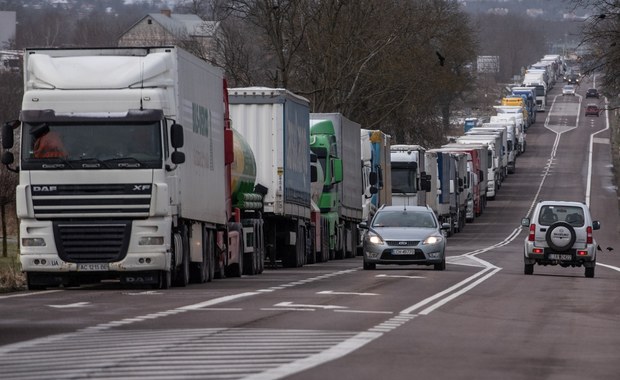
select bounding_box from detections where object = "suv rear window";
[538,205,585,226]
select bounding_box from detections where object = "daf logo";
[33,186,57,192]
[133,185,151,191]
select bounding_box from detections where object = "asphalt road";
[1,76,619,380]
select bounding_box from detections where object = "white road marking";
[48,302,90,309]
[0,289,62,299]
[375,274,425,279]
[317,290,378,296]
[274,302,346,310]
[334,310,393,315]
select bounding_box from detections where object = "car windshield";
[372,210,437,228]
[538,205,585,226]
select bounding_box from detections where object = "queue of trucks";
[0,46,564,289]
[0,46,392,289]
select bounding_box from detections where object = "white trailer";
[2,46,238,289]
[229,87,313,268]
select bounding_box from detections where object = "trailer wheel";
[190,225,208,284]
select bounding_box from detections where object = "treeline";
[1,0,586,144]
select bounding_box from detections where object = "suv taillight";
[587,226,593,244]
[529,224,536,241]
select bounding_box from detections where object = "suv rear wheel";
[585,266,595,278]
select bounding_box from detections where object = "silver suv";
[521,201,600,278]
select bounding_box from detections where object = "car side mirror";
[441,223,451,230]
[521,217,530,227]
[592,221,600,230]
[359,221,368,229]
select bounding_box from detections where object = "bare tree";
[570,0,620,100]
[0,71,21,257]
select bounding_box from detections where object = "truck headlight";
[138,236,164,246]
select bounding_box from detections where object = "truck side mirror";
[171,151,185,164]
[2,120,19,149]
[369,171,378,186]
[1,151,14,165]
[311,164,317,182]
[332,158,343,183]
[170,123,184,149]
[369,186,378,194]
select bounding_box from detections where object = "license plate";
[78,263,110,271]
[548,253,572,261]
[392,249,415,255]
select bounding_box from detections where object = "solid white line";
[586,96,610,207]
[418,267,502,315]
[597,263,620,272]
[333,310,393,315]
[0,289,62,299]
[399,267,494,314]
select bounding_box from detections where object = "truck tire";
[158,270,172,289]
[320,218,330,262]
[206,229,215,281]
[173,225,190,287]
[190,225,208,284]
[226,225,244,277]
[26,273,47,290]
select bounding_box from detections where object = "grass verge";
[0,241,26,292]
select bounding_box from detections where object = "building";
[118,9,219,60]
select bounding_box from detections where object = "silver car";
[360,205,449,270]
[521,201,600,278]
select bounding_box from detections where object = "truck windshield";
[391,167,417,193]
[22,121,162,170]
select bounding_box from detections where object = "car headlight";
[422,235,443,245]
[366,231,384,245]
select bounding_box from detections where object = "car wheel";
[434,259,446,271]
[585,266,595,278]
[545,222,576,252]
[524,263,534,275]
[363,261,376,270]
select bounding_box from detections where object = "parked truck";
[1,46,244,289]
[390,145,431,207]
[456,135,501,200]
[361,129,392,222]
[229,87,313,268]
[510,86,537,126]
[426,149,468,233]
[440,143,488,220]
[310,113,363,259]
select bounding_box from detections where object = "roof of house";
[123,11,219,39]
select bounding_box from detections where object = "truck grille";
[54,221,131,263]
[31,184,152,219]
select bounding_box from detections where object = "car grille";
[381,249,426,260]
[53,221,131,263]
[31,184,152,219]
[385,240,420,246]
